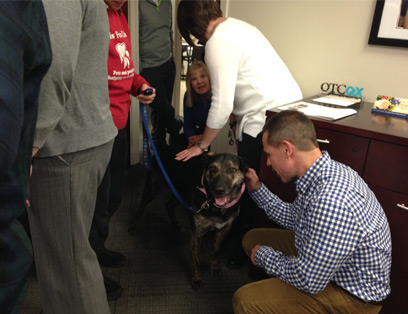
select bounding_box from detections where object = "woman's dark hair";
[177,0,223,46]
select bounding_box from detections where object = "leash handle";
[139,104,193,211]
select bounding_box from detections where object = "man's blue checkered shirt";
[249,151,391,302]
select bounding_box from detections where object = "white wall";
[224,0,408,102]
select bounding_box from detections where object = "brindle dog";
[189,152,249,289]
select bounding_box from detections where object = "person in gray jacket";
[139,0,182,150]
[27,1,117,313]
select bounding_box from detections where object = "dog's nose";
[213,187,226,195]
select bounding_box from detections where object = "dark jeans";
[141,58,178,146]
[89,128,127,256]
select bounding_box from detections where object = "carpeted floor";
[21,163,254,314]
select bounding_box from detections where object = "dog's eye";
[229,167,237,173]
[209,165,217,173]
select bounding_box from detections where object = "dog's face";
[201,153,249,207]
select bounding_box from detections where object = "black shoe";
[98,249,126,268]
[103,275,123,301]
[226,248,248,269]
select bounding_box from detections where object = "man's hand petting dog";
[245,168,261,192]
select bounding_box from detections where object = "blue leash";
[140,104,192,211]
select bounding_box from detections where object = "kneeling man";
[233,110,391,314]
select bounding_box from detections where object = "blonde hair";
[185,61,211,108]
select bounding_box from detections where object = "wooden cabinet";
[369,186,408,314]
[315,128,369,176]
[364,140,408,195]
[257,98,408,313]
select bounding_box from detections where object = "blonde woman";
[183,61,212,148]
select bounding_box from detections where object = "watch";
[198,141,208,152]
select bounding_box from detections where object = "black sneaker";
[103,275,123,301]
[98,249,126,268]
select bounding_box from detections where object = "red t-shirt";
[107,8,148,130]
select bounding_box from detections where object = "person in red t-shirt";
[89,0,156,300]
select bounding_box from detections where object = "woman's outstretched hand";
[175,145,203,161]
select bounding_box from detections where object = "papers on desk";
[276,102,357,121]
[312,94,361,107]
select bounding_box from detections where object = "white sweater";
[205,18,302,141]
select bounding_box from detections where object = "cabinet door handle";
[317,139,330,144]
[397,203,408,211]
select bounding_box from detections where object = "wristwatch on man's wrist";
[198,141,208,152]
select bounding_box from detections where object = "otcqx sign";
[321,83,364,98]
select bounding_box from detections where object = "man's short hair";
[177,0,223,46]
[263,110,319,151]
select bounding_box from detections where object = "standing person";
[234,110,391,313]
[139,0,182,152]
[176,0,302,268]
[89,0,156,300]
[27,1,117,313]
[0,2,51,313]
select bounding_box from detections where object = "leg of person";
[235,228,382,314]
[0,220,32,314]
[28,140,113,314]
[101,130,127,300]
[89,163,111,258]
[233,278,382,314]
[88,151,123,300]
[227,132,263,269]
[107,128,127,217]
[90,129,126,270]
[141,58,181,149]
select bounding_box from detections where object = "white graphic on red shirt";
[116,43,130,69]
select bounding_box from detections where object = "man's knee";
[242,229,258,256]
[232,285,247,314]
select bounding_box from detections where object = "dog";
[188,152,249,289]
[127,150,249,289]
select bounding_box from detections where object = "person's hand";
[30,146,39,177]
[32,147,39,157]
[245,168,261,191]
[137,84,156,105]
[251,245,262,265]
[187,135,202,148]
[175,145,203,161]
[27,147,40,208]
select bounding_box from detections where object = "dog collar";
[196,177,245,211]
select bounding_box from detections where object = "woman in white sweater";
[176,0,302,267]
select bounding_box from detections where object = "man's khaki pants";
[233,228,382,314]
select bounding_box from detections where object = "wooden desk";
[258,96,408,314]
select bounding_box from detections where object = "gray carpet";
[22,163,254,314]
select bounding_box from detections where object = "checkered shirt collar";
[296,151,330,195]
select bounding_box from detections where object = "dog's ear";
[200,151,212,167]
[239,156,250,174]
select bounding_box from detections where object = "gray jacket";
[139,0,173,71]
[34,0,117,157]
